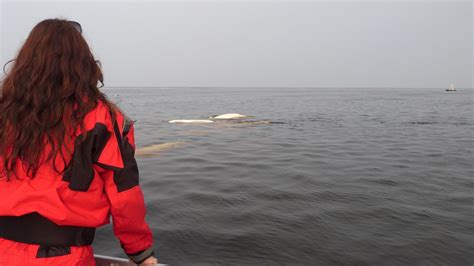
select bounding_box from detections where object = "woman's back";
[0,19,156,265]
[1,101,129,227]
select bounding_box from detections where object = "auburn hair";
[0,18,117,179]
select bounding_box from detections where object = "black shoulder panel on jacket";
[62,123,111,192]
[112,120,139,192]
[62,119,139,193]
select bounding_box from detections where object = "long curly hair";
[0,18,117,179]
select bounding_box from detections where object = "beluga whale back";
[168,119,214,124]
[168,113,255,124]
[209,113,251,119]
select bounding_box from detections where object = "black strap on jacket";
[0,212,95,246]
[123,115,133,136]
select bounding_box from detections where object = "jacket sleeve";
[92,113,154,263]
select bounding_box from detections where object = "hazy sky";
[1,1,472,88]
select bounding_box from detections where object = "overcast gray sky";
[1,1,472,88]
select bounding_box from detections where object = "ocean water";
[92,88,473,265]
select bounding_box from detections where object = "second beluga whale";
[208,113,253,119]
[168,113,251,124]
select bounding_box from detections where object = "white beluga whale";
[209,113,252,119]
[168,119,214,124]
[168,113,252,124]
[135,141,186,157]
[167,113,281,126]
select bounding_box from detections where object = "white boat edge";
[94,254,168,266]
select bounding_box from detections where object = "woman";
[0,19,158,265]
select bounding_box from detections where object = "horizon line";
[102,86,474,90]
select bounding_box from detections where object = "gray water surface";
[93,88,473,265]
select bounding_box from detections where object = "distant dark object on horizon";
[446,84,456,91]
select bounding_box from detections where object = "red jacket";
[0,100,153,260]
